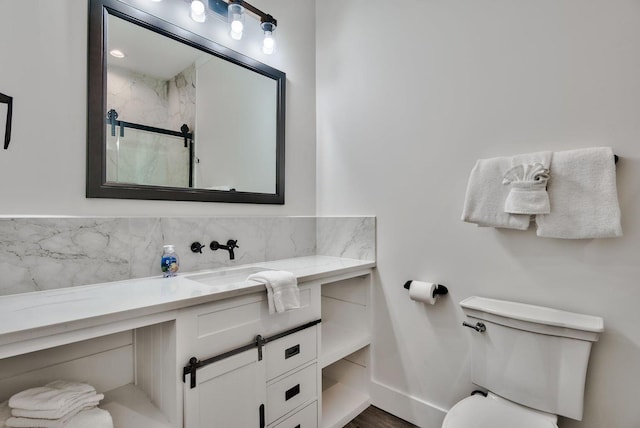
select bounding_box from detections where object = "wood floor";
[343,406,419,428]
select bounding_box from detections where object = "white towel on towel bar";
[247,270,300,314]
[535,147,622,239]
[461,151,552,229]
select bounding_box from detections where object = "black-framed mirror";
[87,0,286,204]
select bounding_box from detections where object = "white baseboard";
[369,380,447,428]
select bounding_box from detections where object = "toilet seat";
[442,393,558,428]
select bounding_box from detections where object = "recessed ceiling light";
[109,49,126,59]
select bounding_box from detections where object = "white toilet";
[442,296,604,428]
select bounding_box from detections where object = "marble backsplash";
[0,216,375,296]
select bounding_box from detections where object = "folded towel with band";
[503,163,551,214]
[247,270,300,314]
[461,151,552,229]
[535,147,622,239]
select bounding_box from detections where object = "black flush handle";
[285,344,300,359]
[285,384,300,401]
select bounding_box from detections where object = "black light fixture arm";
[228,0,276,26]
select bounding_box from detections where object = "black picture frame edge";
[86,0,286,205]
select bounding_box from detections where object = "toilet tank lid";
[460,297,604,333]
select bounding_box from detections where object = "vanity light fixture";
[261,15,276,54]
[188,0,277,54]
[227,0,244,40]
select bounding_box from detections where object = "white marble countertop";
[0,256,375,353]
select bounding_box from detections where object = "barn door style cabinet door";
[183,347,266,428]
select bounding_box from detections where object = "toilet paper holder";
[403,280,449,297]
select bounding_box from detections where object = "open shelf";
[102,384,172,428]
[321,322,370,369]
[321,378,370,428]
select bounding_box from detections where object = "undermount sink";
[184,266,272,287]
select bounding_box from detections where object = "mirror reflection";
[106,14,277,194]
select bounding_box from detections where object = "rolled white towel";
[247,270,300,314]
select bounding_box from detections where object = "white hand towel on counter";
[247,271,300,314]
[536,147,622,239]
[462,151,552,229]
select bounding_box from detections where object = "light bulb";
[228,2,245,40]
[190,0,206,23]
[230,20,244,39]
[261,19,276,55]
[262,31,275,55]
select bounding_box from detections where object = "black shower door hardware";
[0,92,13,150]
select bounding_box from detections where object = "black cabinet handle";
[259,404,265,428]
[285,344,300,359]
[294,425,300,428]
[285,384,300,401]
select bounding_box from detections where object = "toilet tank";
[460,296,604,421]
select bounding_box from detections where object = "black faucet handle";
[191,242,205,253]
[227,239,239,249]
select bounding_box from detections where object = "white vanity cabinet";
[0,257,374,428]
[179,283,321,428]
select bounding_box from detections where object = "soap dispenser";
[161,245,180,278]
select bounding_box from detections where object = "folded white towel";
[6,405,96,428]
[462,151,552,229]
[41,381,95,395]
[9,381,96,412]
[11,394,103,419]
[247,271,300,314]
[536,147,622,239]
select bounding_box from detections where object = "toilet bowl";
[442,393,558,428]
[443,296,603,428]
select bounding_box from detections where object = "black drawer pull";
[294,425,300,428]
[285,384,300,401]
[285,344,300,359]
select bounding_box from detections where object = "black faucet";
[210,239,239,260]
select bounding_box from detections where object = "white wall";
[316,1,640,427]
[0,0,315,215]
[195,56,276,193]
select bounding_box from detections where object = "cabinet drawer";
[267,363,317,424]
[179,283,320,358]
[266,326,317,381]
[271,400,317,428]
